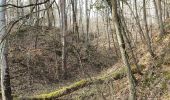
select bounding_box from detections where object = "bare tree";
[60,0,67,78]
[153,0,165,35]
[71,0,79,41]
[0,0,12,99]
[134,0,146,42]
[85,0,90,46]
[110,0,136,99]
[45,0,54,27]
[143,0,155,57]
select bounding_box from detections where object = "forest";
[0,0,170,100]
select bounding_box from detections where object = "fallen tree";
[19,65,145,100]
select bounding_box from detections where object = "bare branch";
[0,0,50,8]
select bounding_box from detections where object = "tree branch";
[0,0,50,8]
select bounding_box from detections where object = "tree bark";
[157,0,165,35]
[119,3,142,74]
[143,0,155,57]
[111,0,136,99]
[154,0,165,35]
[71,0,79,42]
[60,0,67,78]
[45,0,53,27]
[85,0,90,46]
[134,0,146,42]
[0,0,12,99]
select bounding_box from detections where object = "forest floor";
[8,25,117,97]
[62,33,170,100]
[5,19,170,99]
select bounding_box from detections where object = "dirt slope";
[7,25,117,97]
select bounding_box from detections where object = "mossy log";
[19,65,145,100]
[20,80,91,100]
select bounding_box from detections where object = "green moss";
[131,64,145,73]
[98,67,126,82]
[160,71,170,92]
[98,64,145,82]
[25,67,126,99]
[20,64,146,99]
[142,70,158,88]
[112,68,126,79]
[30,80,88,99]
[163,71,170,80]
[143,77,156,87]
[155,34,168,43]
[165,23,170,30]
[164,54,170,65]
[161,81,168,91]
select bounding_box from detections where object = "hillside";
[0,0,170,99]
[57,34,170,99]
[7,25,117,97]
[4,19,170,100]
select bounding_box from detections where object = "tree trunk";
[111,0,136,99]
[143,0,155,57]
[79,0,84,39]
[85,0,90,46]
[0,0,12,99]
[119,3,142,74]
[134,0,146,42]
[71,0,79,42]
[45,0,53,27]
[157,0,165,35]
[154,0,165,35]
[60,0,67,78]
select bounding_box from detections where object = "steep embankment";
[4,19,170,99]
[22,25,170,99]
[7,25,117,97]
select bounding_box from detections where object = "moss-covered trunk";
[18,65,144,100]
